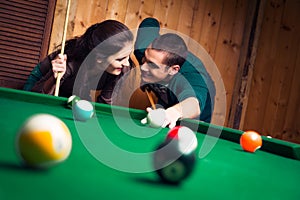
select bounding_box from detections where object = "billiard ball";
[67,95,81,108]
[72,100,94,121]
[153,139,196,185]
[166,126,182,140]
[240,130,262,153]
[141,108,166,128]
[16,114,72,168]
[166,126,198,154]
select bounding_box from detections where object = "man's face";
[140,48,179,83]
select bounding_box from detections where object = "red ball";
[240,131,262,153]
[166,126,198,154]
[166,126,182,140]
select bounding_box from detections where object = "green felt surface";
[0,87,300,200]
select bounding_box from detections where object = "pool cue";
[130,53,156,110]
[54,0,71,96]
[145,89,156,109]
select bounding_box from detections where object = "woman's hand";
[51,54,67,78]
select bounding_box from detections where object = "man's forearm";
[171,97,200,119]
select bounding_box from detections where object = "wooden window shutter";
[0,0,56,89]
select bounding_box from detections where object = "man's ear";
[168,65,180,75]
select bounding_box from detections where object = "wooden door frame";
[227,0,266,130]
[39,0,57,61]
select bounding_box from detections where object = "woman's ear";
[168,65,180,76]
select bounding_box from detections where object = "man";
[114,18,214,128]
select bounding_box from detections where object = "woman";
[24,19,134,104]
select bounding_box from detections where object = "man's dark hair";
[150,33,188,67]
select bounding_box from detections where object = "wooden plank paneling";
[195,0,228,125]
[189,0,208,42]
[164,0,182,31]
[72,0,96,35]
[198,0,223,58]
[106,0,129,21]
[48,0,78,52]
[125,0,157,34]
[244,0,300,143]
[282,45,300,142]
[124,0,142,30]
[177,0,195,37]
[263,0,299,139]
[153,0,170,25]
[244,0,285,131]
[139,0,156,19]
[89,0,108,25]
[214,0,243,122]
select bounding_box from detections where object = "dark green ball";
[67,95,81,108]
[153,140,196,185]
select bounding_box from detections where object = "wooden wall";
[243,0,300,143]
[48,0,300,144]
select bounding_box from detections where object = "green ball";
[67,95,81,108]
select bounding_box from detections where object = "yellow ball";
[16,114,72,168]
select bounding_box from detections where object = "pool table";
[0,87,300,200]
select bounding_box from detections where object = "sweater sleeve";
[23,63,43,91]
[29,52,58,95]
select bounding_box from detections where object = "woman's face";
[105,42,133,75]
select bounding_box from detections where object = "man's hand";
[164,106,183,128]
[141,106,182,129]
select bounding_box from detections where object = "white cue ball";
[147,108,166,128]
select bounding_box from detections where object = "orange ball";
[240,131,262,153]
